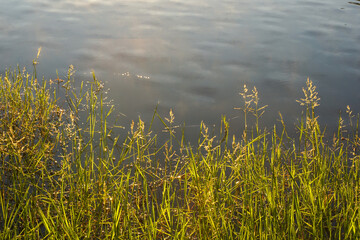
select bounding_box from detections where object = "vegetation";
[1,52,360,239]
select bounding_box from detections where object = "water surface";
[1,0,359,138]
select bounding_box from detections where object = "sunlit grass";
[1,58,359,238]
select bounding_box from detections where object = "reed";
[0,59,359,239]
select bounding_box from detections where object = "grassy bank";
[1,60,360,239]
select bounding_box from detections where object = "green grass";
[1,53,360,239]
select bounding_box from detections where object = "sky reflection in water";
[0,0,359,139]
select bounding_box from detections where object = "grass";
[1,52,360,239]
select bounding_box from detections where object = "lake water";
[1,0,360,139]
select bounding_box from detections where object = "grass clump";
[0,59,360,239]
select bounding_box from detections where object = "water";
[1,0,359,139]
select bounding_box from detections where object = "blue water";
[1,0,359,138]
